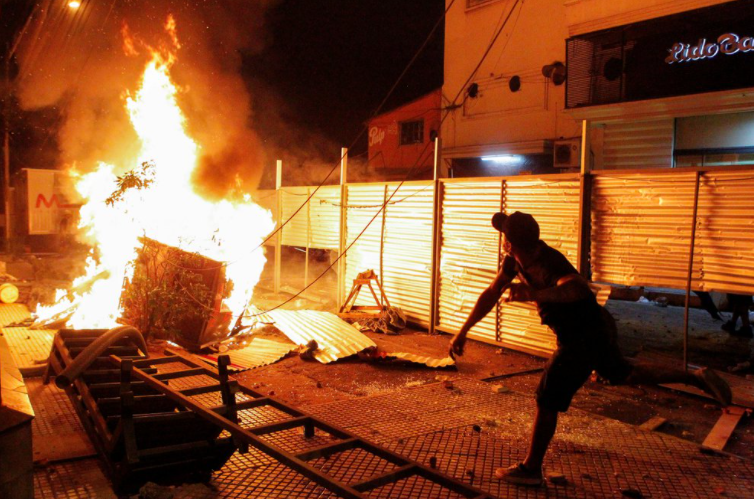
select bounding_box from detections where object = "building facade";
[367,90,442,177]
[565,0,754,172]
[442,0,582,176]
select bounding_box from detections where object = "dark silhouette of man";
[449,211,732,486]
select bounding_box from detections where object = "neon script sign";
[665,33,754,64]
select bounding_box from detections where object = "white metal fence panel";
[591,171,699,289]
[498,175,581,357]
[344,184,386,307]
[281,187,309,248]
[310,186,341,250]
[382,182,434,326]
[694,169,754,294]
[437,180,502,343]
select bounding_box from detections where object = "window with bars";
[399,120,424,146]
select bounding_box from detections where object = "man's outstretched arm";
[507,273,592,304]
[450,270,512,356]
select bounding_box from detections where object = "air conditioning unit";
[553,139,581,168]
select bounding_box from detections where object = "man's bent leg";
[622,360,731,406]
[523,406,558,471]
[496,406,556,486]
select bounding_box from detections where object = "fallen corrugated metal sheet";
[437,180,502,342]
[380,351,455,368]
[267,309,376,363]
[0,303,32,326]
[202,337,297,372]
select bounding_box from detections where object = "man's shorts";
[728,294,753,308]
[536,307,633,413]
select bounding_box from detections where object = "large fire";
[36,18,273,331]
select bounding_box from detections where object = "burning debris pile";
[120,237,230,349]
[25,12,273,337]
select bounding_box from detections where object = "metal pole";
[429,138,442,334]
[380,185,387,306]
[304,187,310,292]
[3,46,11,252]
[274,160,282,294]
[337,148,348,309]
[576,119,592,277]
[683,171,702,372]
[496,179,505,342]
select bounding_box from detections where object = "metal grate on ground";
[26,377,84,436]
[304,379,754,499]
[34,458,116,499]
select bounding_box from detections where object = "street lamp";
[68,1,81,10]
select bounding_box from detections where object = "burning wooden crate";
[119,237,231,351]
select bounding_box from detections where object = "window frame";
[399,119,425,146]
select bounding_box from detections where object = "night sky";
[1,0,445,185]
[242,0,445,160]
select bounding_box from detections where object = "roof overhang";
[441,139,553,159]
[565,87,754,124]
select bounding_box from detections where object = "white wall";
[564,0,734,36]
[442,0,581,156]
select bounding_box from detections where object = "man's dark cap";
[491,211,540,248]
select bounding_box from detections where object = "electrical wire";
[241,0,525,318]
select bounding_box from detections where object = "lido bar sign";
[666,33,754,63]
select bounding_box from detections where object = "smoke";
[14,0,279,198]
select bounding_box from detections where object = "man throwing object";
[449,211,732,486]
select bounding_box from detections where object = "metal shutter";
[602,119,674,170]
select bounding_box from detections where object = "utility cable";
[242,0,524,318]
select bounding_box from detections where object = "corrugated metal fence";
[262,165,754,358]
[591,168,754,295]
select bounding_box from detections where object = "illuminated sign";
[666,33,754,64]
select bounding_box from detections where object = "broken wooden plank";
[702,406,746,451]
[639,416,667,431]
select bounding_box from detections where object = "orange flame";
[36,19,272,330]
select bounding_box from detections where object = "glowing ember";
[36,20,273,332]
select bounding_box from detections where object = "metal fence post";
[429,138,442,335]
[274,160,282,295]
[683,171,702,372]
[337,148,348,309]
[577,120,593,278]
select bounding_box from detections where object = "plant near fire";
[105,160,156,206]
[119,241,212,342]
